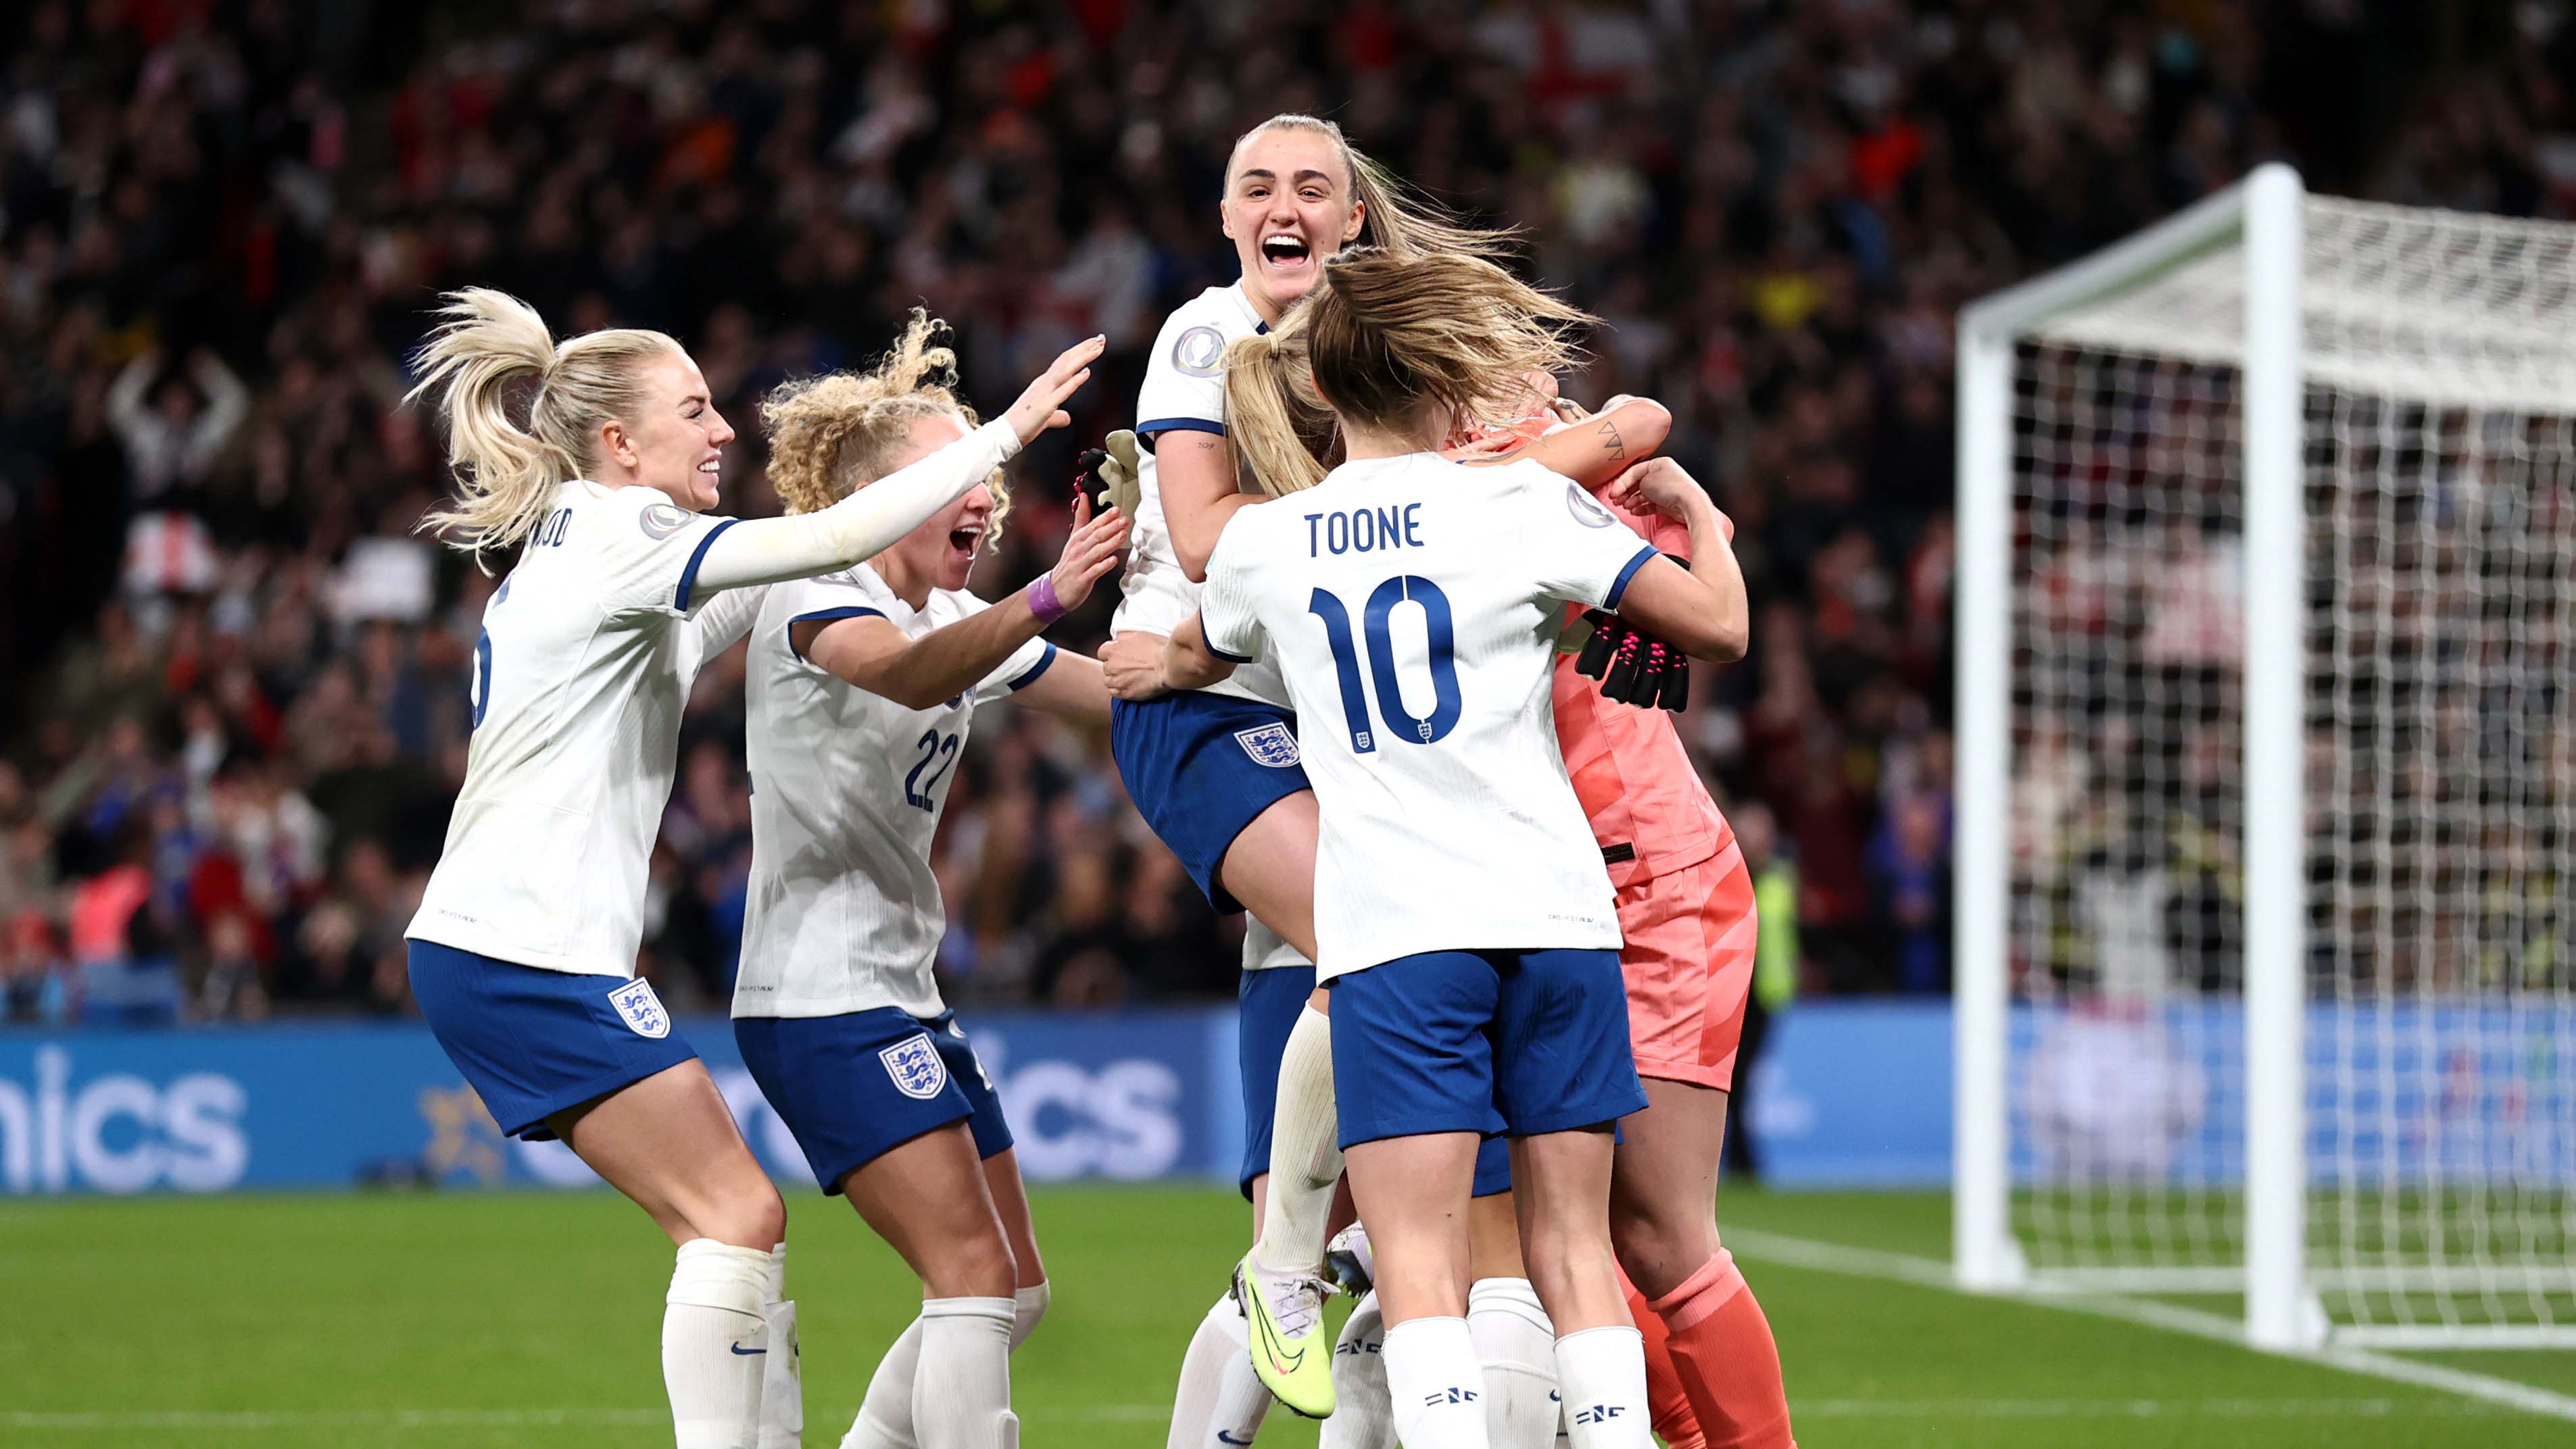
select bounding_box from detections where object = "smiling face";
[596,349,736,510]
[1221,126,1367,322]
[873,413,993,594]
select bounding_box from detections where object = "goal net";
[1955,166,2576,1348]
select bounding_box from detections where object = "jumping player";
[1099,112,1505,1433]
[732,314,1125,1449]
[1207,324,1700,1449]
[1140,246,1750,1449]
[399,287,1099,1449]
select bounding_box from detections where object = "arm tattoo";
[1597,418,1626,462]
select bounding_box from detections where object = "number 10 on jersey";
[1306,575,1461,753]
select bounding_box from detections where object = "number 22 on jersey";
[1307,574,1461,753]
[903,729,960,810]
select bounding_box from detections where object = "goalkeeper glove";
[1572,610,1691,711]
[1076,428,1143,519]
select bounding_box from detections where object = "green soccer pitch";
[5,1187,2573,1448]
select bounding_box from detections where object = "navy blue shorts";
[1235,964,1319,1199]
[406,941,700,1141]
[735,1008,1013,1195]
[1111,690,1310,913]
[1473,1135,1513,1197]
[1328,948,1646,1150]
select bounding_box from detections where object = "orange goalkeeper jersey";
[1551,479,1730,889]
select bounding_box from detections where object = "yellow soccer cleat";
[1233,1250,1336,1419]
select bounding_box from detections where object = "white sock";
[1467,1279,1557,1449]
[1167,1293,1273,1449]
[1251,1006,1341,1275]
[758,1245,802,1449]
[845,1319,921,1449]
[664,1239,773,1449]
[846,1281,1052,1449]
[1013,1281,1051,1347]
[1320,1290,1394,1449]
[914,1296,1017,1449]
[1551,1327,1651,1449]
[1383,1316,1491,1449]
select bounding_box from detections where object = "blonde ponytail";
[407,288,682,561]
[760,310,1010,540]
[1298,248,1594,439]
[1220,314,1353,499]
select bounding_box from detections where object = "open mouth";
[948,523,984,556]
[1261,234,1312,270]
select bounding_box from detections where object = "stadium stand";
[0,0,2565,1024]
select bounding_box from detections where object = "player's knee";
[1609,1196,1717,1290]
[699,1175,787,1251]
[925,1219,1018,1300]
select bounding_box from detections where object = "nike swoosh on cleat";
[1236,1271,1305,1377]
[1217,1434,1255,1445]
[729,1343,767,1356]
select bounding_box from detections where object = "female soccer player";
[1137,246,1750,1449]
[1100,112,1503,1433]
[1249,358,1796,1449]
[1526,401,1796,1449]
[731,315,1125,1449]
[399,287,1099,1449]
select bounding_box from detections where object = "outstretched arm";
[1009,649,1111,724]
[691,336,1105,597]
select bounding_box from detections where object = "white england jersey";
[733,565,1055,1020]
[1198,456,1661,980]
[408,479,749,977]
[1112,282,1286,706]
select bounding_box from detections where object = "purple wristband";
[1027,576,1069,625]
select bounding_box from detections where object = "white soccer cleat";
[1324,1224,1375,1298]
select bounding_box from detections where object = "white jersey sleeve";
[1134,304,1233,441]
[934,589,1059,704]
[1197,514,1271,665]
[1502,465,1664,610]
[587,486,744,620]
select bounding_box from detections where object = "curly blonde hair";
[760,310,1011,539]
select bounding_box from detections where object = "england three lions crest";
[879,1033,949,1100]
[607,979,671,1039]
[1234,723,1301,768]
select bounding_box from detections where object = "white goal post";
[1953,162,2576,1350]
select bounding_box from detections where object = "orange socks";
[1644,1248,1794,1449]
[1622,1275,1705,1449]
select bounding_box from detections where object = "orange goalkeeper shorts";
[1615,838,1759,1091]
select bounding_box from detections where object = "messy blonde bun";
[760,310,1011,541]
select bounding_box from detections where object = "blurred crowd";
[1,0,2568,1025]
